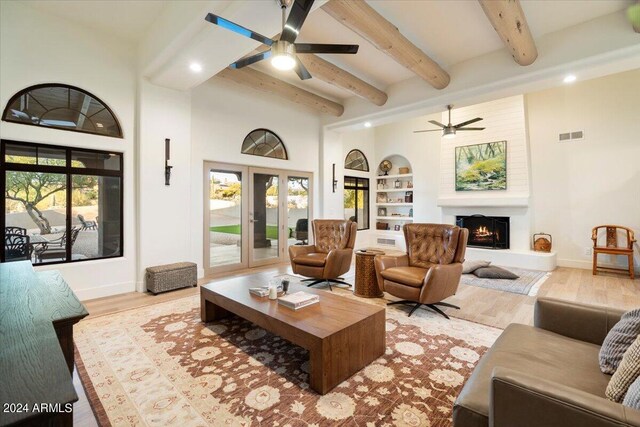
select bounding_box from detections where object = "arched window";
[2,84,123,138]
[344,149,369,172]
[241,129,288,160]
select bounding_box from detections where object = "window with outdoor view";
[344,176,369,230]
[2,140,123,264]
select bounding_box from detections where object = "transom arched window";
[344,149,369,172]
[2,84,123,138]
[241,128,288,160]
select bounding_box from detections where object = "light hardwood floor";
[73,264,640,425]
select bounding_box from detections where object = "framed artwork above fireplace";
[455,141,507,191]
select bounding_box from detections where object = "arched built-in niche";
[344,149,369,172]
[2,84,123,138]
[375,154,414,233]
[241,128,288,160]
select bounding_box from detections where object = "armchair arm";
[534,298,624,346]
[325,248,354,279]
[288,244,316,260]
[491,367,640,427]
[374,255,409,291]
[420,262,463,303]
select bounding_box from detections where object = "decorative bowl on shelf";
[399,167,410,174]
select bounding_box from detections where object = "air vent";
[558,131,584,142]
[376,238,396,246]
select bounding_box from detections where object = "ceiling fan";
[414,105,485,139]
[205,0,359,80]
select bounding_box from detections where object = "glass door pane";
[288,176,310,249]
[250,172,279,264]
[209,169,243,268]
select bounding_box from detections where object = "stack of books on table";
[249,287,270,297]
[278,291,320,310]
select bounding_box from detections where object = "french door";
[204,162,312,275]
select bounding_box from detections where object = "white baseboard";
[75,281,136,301]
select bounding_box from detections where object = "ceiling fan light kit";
[271,41,296,70]
[205,0,359,80]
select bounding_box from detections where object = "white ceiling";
[24,1,168,42]
[20,0,634,103]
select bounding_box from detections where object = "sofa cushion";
[607,335,640,402]
[293,253,327,267]
[473,266,519,280]
[599,307,640,374]
[454,324,610,427]
[380,266,428,287]
[462,260,491,274]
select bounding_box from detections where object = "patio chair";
[5,226,27,235]
[5,234,32,262]
[293,218,308,244]
[77,214,97,230]
[37,227,81,262]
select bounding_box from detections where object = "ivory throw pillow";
[607,335,640,402]
[599,308,640,374]
[462,260,491,274]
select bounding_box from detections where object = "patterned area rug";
[76,290,501,426]
[460,267,550,296]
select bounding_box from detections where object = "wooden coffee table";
[200,278,385,395]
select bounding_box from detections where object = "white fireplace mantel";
[437,195,530,208]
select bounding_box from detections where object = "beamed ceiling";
[20,0,638,117]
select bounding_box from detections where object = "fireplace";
[456,215,510,249]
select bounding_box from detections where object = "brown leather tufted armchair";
[374,223,469,318]
[289,219,357,290]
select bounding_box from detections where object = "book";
[249,287,270,297]
[278,291,319,310]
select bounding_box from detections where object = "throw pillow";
[599,308,640,374]
[623,374,640,410]
[606,335,640,402]
[462,260,491,274]
[472,266,519,280]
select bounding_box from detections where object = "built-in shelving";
[375,156,414,233]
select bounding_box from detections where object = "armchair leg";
[387,300,454,319]
[425,304,450,320]
[433,301,460,310]
[306,280,333,291]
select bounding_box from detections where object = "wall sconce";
[332,163,338,193]
[165,138,173,186]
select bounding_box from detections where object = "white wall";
[527,69,640,271]
[137,80,192,289]
[0,1,138,299]
[190,78,322,274]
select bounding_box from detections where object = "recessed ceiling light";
[364,122,372,128]
[189,62,203,73]
[563,74,576,84]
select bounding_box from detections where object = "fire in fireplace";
[456,215,510,249]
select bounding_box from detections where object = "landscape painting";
[455,141,507,191]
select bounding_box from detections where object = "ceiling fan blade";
[456,127,486,131]
[280,0,314,44]
[294,57,312,80]
[230,51,272,69]
[205,13,274,46]
[413,129,442,133]
[294,43,359,54]
[454,117,483,128]
[428,120,446,128]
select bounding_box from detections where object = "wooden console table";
[0,261,88,427]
